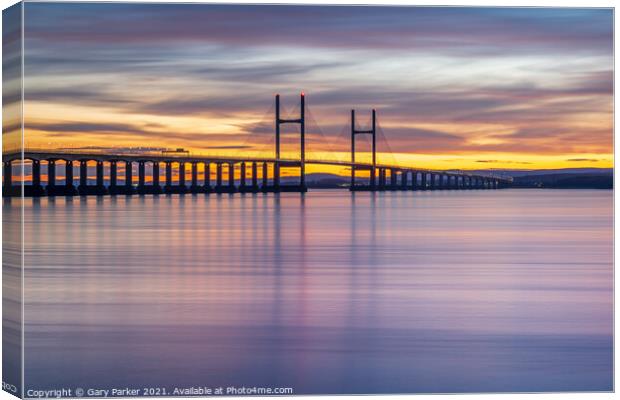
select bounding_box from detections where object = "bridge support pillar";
[240,162,246,191]
[65,161,73,186]
[138,161,146,192]
[190,162,198,192]
[370,167,376,190]
[27,160,42,196]
[178,162,186,192]
[152,162,161,194]
[204,163,211,192]
[65,161,76,195]
[95,161,105,194]
[123,161,132,194]
[110,161,117,189]
[228,162,235,192]
[401,171,408,190]
[31,160,43,195]
[165,162,172,192]
[47,160,56,190]
[3,161,12,195]
[421,172,427,190]
[252,162,258,191]
[216,163,223,192]
[390,169,397,190]
[262,163,268,191]
[275,93,305,192]
[350,108,377,191]
[274,162,280,192]
[78,160,88,194]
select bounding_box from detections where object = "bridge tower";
[350,109,376,190]
[275,93,306,191]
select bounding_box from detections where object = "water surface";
[19,189,613,394]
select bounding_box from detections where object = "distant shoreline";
[303,185,613,190]
[299,168,613,190]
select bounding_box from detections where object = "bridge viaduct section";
[2,94,511,197]
[2,153,508,197]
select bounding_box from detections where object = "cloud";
[204,145,253,149]
[24,5,612,57]
[28,122,147,135]
[476,159,532,164]
[19,4,613,162]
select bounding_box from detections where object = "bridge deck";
[2,149,512,197]
[4,150,512,182]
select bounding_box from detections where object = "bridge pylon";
[275,93,306,191]
[350,108,376,190]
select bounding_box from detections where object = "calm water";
[15,189,613,394]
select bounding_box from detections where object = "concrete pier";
[252,162,258,190]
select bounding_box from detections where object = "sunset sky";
[19,4,613,172]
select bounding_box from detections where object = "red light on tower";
[301,91,305,96]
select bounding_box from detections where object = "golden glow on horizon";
[23,95,613,173]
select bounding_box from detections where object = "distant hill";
[281,169,613,189]
[474,168,613,189]
[511,173,613,189]
[281,173,348,188]
[465,168,613,178]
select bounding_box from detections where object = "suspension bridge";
[2,93,512,197]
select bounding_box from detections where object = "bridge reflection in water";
[2,93,511,197]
